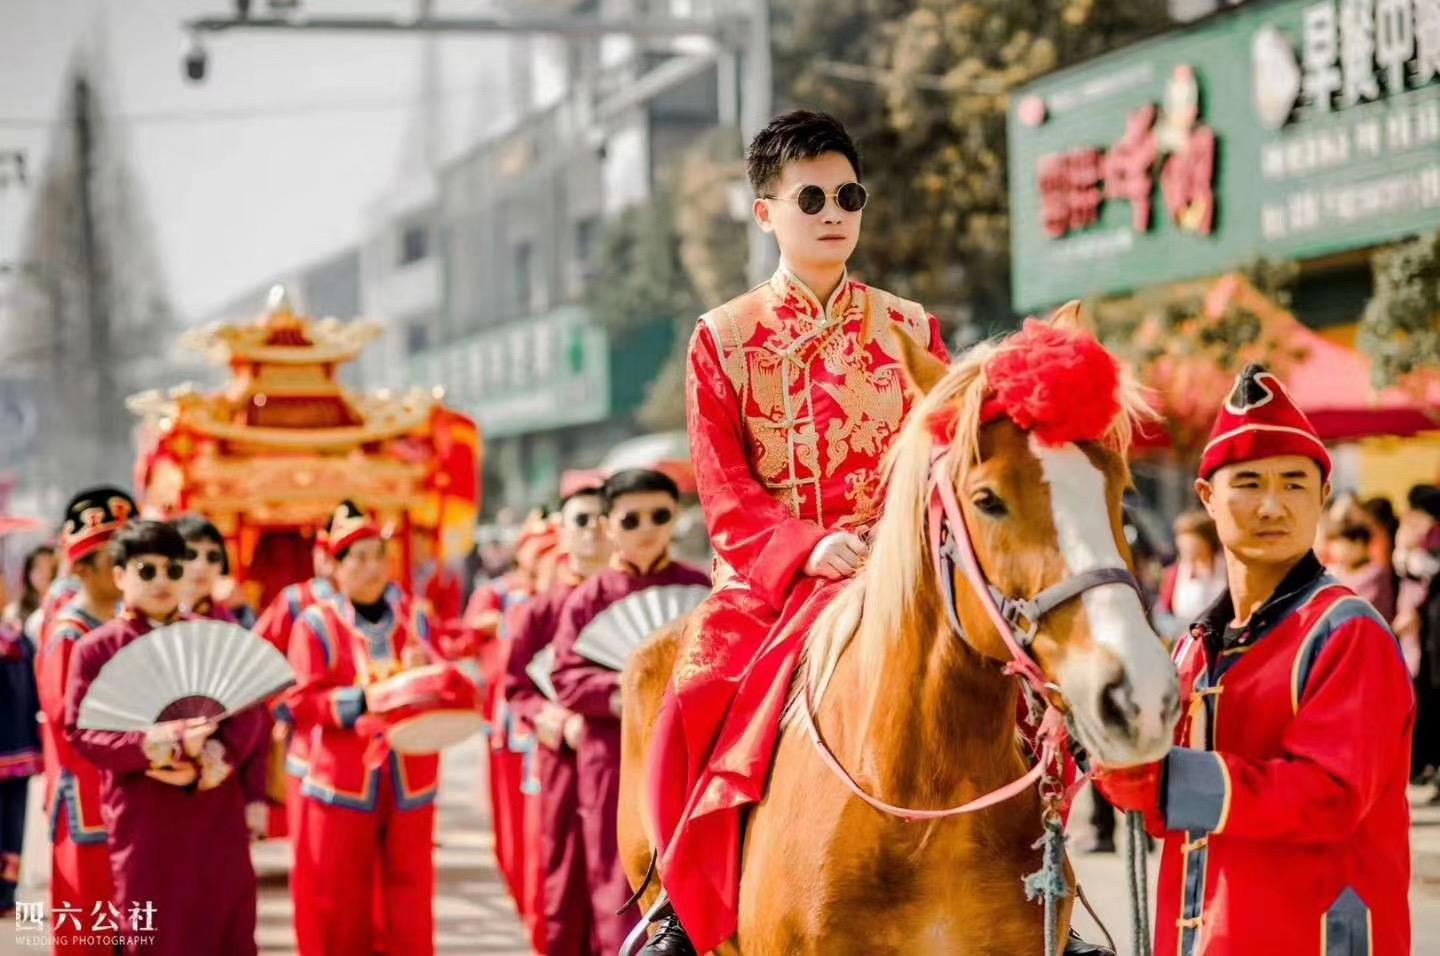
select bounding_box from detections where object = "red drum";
[366,664,484,755]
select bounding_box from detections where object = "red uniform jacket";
[1117,553,1414,956]
[37,604,109,846]
[286,596,439,812]
[255,577,338,778]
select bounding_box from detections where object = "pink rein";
[799,449,1073,823]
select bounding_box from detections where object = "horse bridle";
[927,448,1148,693]
[800,447,1148,823]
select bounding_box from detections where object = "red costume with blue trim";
[255,575,338,837]
[35,487,132,954]
[1099,367,1414,956]
[285,503,440,956]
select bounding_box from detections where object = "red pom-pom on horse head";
[979,318,1122,446]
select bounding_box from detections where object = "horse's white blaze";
[1031,437,1176,762]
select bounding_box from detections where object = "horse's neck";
[838,595,1021,808]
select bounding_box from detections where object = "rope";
[1023,815,1069,955]
[1125,812,1153,956]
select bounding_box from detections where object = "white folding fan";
[76,620,296,731]
[572,584,710,672]
[525,644,560,704]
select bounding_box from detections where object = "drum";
[366,664,484,755]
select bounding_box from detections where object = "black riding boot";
[636,901,698,956]
[1065,929,1117,955]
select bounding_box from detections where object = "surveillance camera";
[182,34,207,83]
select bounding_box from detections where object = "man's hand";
[533,704,570,751]
[562,713,585,751]
[142,721,185,767]
[804,532,869,580]
[145,762,198,787]
[195,739,233,792]
[180,718,219,759]
[1093,761,1165,816]
[245,801,269,840]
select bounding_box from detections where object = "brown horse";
[620,306,1180,954]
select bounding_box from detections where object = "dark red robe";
[65,610,266,956]
[552,556,710,954]
[504,568,594,955]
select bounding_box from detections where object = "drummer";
[284,501,440,956]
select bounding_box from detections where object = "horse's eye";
[972,489,1007,517]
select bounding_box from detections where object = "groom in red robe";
[642,111,950,953]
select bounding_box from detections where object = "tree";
[1,56,176,502]
[774,0,1171,331]
[1089,259,1306,455]
[1359,229,1440,391]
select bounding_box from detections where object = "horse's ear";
[896,329,948,397]
[1048,299,1093,333]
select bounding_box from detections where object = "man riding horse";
[638,110,950,953]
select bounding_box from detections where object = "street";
[6,739,1440,954]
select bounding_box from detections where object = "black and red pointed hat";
[1199,364,1331,481]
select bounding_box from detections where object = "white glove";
[804,532,869,580]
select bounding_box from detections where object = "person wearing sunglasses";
[636,110,954,955]
[549,469,710,954]
[174,514,276,844]
[65,519,267,956]
[503,479,611,955]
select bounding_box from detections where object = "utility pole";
[74,75,115,476]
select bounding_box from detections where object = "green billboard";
[1008,0,1440,312]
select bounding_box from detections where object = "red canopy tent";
[1134,275,1440,451]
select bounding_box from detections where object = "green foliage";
[1359,229,1440,389]
[774,0,1171,324]
[584,188,701,338]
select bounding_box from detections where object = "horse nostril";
[1098,674,1137,734]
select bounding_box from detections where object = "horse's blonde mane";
[793,331,1154,714]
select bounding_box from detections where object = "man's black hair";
[560,486,605,508]
[110,520,187,566]
[174,514,231,575]
[746,110,862,197]
[602,469,680,513]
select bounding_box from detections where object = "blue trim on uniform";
[1165,749,1229,834]
[301,607,338,667]
[1324,887,1371,955]
[273,699,295,726]
[301,769,380,812]
[1294,600,1396,705]
[1179,836,1208,956]
[332,687,365,728]
[354,607,397,665]
[285,584,305,623]
[390,753,438,811]
[54,773,107,845]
